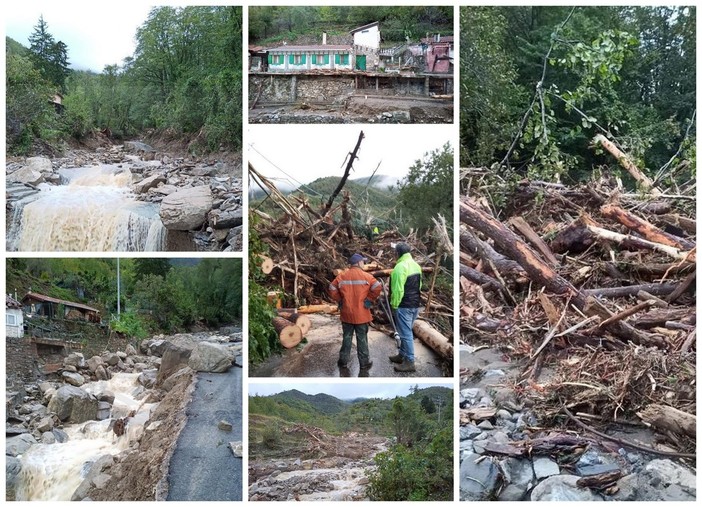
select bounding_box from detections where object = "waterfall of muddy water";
[10,164,167,251]
[15,373,156,501]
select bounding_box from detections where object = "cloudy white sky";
[248,381,453,400]
[5,2,154,71]
[248,124,453,192]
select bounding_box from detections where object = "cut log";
[655,214,697,235]
[259,255,274,274]
[460,227,528,278]
[297,304,338,314]
[584,283,679,299]
[593,134,659,194]
[600,204,695,250]
[288,313,312,336]
[637,404,696,438]
[584,222,695,262]
[509,216,560,266]
[412,319,453,359]
[272,317,302,348]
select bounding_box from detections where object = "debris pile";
[249,157,453,365]
[459,166,695,499]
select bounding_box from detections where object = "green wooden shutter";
[301,54,306,64]
[335,54,340,64]
[267,54,272,64]
[325,54,330,64]
[312,54,317,64]
[289,54,294,64]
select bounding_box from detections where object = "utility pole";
[116,258,121,318]
[434,397,444,425]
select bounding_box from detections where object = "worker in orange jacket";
[328,253,382,371]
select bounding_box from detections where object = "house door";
[355,55,366,70]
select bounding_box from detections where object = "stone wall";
[250,75,295,102]
[6,336,40,385]
[296,75,355,102]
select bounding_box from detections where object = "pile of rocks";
[458,345,696,502]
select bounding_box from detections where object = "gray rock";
[92,473,112,489]
[86,356,104,373]
[124,141,155,153]
[138,369,158,389]
[501,457,535,490]
[498,484,528,501]
[472,439,489,454]
[96,365,109,380]
[134,173,167,194]
[6,433,37,456]
[8,167,45,185]
[530,475,602,501]
[626,459,696,501]
[459,452,500,500]
[47,385,98,423]
[64,352,85,368]
[125,344,137,356]
[533,457,560,479]
[157,344,192,385]
[6,426,29,436]
[460,388,484,404]
[208,208,243,229]
[159,185,213,230]
[218,420,233,432]
[41,431,56,444]
[577,463,622,476]
[161,366,192,393]
[62,371,86,387]
[188,341,233,373]
[96,390,115,403]
[477,420,494,430]
[35,416,55,433]
[102,353,121,366]
[96,401,112,421]
[6,456,21,500]
[52,428,69,443]
[460,424,483,440]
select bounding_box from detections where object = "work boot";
[337,358,349,368]
[394,359,416,373]
[360,360,373,370]
[388,354,403,364]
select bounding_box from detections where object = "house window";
[271,54,283,65]
[294,54,302,65]
[7,313,17,326]
[340,54,349,65]
[317,54,326,65]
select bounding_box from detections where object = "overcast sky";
[248,381,453,400]
[5,2,153,72]
[248,124,453,192]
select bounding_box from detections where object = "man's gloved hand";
[363,299,372,308]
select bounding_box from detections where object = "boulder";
[530,475,602,501]
[208,208,243,229]
[26,156,53,172]
[218,420,233,431]
[6,456,21,500]
[159,185,213,230]
[460,451,500,500]
[133,173,166,194]
[125,344,137,356]
[96,401,112,421]
[86,356,104,373]
[188,342,233,373]
[96,365,109,380]
[35,416,55,433]
[613,459,696,501]
[102,353,121,366]
[47,385,98,423]
[52,428,69,443]
[161,366,192,393]
[533,457,560,479]
[157,344,192,385]
[138,369,158,389]
[41,432,56,444]
[64,352,85,368]
[8,167,44,185]
[62,371,86,387]
[6,433,37,456]
[124,141,155,153]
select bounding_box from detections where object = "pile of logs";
[460,167,696,452]
[250,156,454,364]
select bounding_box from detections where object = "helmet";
[395,242,411,257]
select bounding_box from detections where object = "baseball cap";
[348,253,368,264]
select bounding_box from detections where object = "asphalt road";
[166,367,243,501]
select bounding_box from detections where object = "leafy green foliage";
[249,6,452,44]
[460,6,696,186]
[397,142,454,233]
[367,427,453,501]
[110,311,149,341]
[248,218,280,364]
[28,16,71,92]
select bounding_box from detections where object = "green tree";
[420,395,436,414]
[28,16,71,91]
[133,258,172,279]
[397,142,453,233]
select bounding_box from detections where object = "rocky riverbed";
[6,140,243,252]
[458,344,696,501]
[6,328,243,501]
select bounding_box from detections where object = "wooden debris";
[272,317,303,348]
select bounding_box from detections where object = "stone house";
[6,295,23,338]
[22,292,101,323]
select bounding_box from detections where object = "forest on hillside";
[6,258,243,338]
[6,6,242,155]
[249,6,453,44]
[249,386,453,501]
[460,6,695,183]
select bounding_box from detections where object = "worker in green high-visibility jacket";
[388,242,422,373]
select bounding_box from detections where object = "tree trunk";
[277,312,312,336]
[412,319,453,359]
[297,304,338,314]
[593,134,659,194]
[600,204,695,250]
[272,317,302,348]
[637,404,696,438]
[259,255,274,274]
